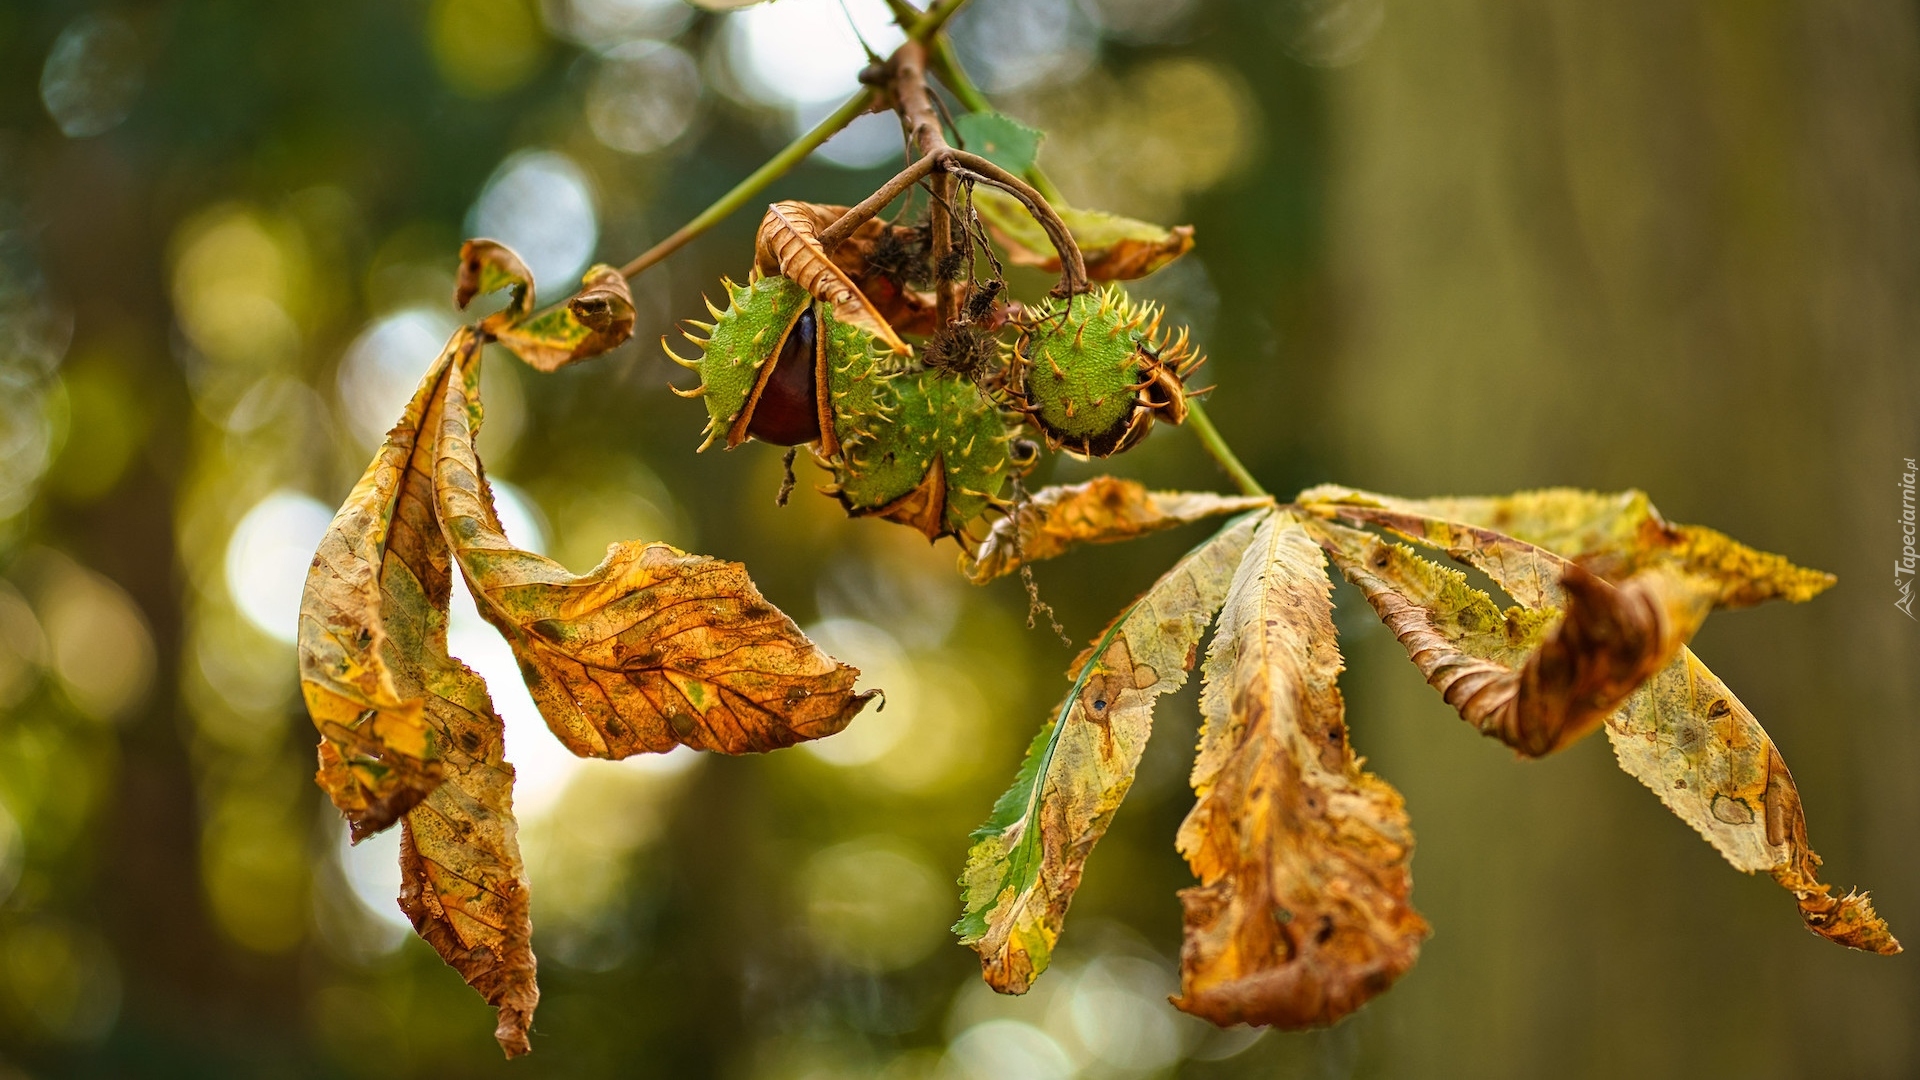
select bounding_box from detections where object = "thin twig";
[615,0,973,281]
[1183,398,1266,498]
[776,447,799,506]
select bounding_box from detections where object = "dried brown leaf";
[1174,512,1428,1028]
[298,338,480,839]
[817,209,940,336]
[961,476,1271,584]
[431,343,876,757]
[1305,515,1706,757]
[300,326,537,1055]
[456,239,536,325]
[755,201,910,353]
[456,240,636,371]
[1301,489,1896,954]
[1298,485,1834,608]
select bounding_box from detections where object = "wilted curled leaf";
[456,240,636,371]
[956,511,1265,993]
[961,476,1271,584]
[756,201,909,353]
[1305,514,1707,757]
[1611,651,1899,953]
[300,326,537,1055]
[432,342,876,758]
[456,239,536,326]
[1304,487,1895,953]
[976,188,1194,281]
[1175,512,1428,1028]
[399,693,538,1059]
[298,344,464,839]
[1298,485,1835,608]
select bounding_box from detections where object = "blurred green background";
[0,0,1914,1076]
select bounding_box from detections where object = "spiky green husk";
[685,275,809,448]
[1015,284,1159,454]
[835,371,1014,539]
[822,301,896,457]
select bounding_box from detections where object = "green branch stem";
[1183,399,1266,498]
[927,38,1066,205]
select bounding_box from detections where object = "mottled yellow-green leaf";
[456,240,637,372]
[299,325,537,1056]
[956,510,1265,994]
[1609,649,1898,953]
[1304,514,1706,757]
[1301,487,1895,955]
[431,343,876,758]
[455,238,536,325]
[977,188,1194,280]
[1298,484,1834,608]
[1174,512,1428,1028]
[961,476,1271,584]
[298,336,476,840]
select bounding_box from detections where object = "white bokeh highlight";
[586,40,702,156]
[466,151,600,297]
[225,490,334,644]
[40,14,144,138]
[722,0,905,168]
[335,307,462,448]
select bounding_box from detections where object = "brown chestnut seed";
[745,306,823,446]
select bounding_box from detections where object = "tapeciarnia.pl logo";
[1900,457,1917,619]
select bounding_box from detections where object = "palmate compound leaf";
[431,334,877,758]
[961,476,1271,584]
[1174,510,1428,1027]
[299,326,537,1056]
[1297,485,1835,608]
[1301,513,1711,759]
[1299,486,1899,954]
[975,188,1195,281]
[755,201,910,354]
[956,510,1265,992]
[456,238,636,373]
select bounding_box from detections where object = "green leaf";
[955,510,1266,993]
[975,189,1195,281]
[955,110,1043,175]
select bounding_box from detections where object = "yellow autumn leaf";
[1304,513,1708,757]
[955,510,1266,993]
[1303,486,1897,954]
[1611,650,1899,953]
[431,340,877,758]
[1174,511,1428,1028]
[457,238,637,372]
[1298,485,1835,608]
[961,476,1271,584]
[300,326,537,1055]
[298,338,471,839]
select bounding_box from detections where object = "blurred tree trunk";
[1323,2,1919,1077]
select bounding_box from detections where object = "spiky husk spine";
[665,274,810,450]
[828,370,1015,542]
[1012,284,1197,458]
